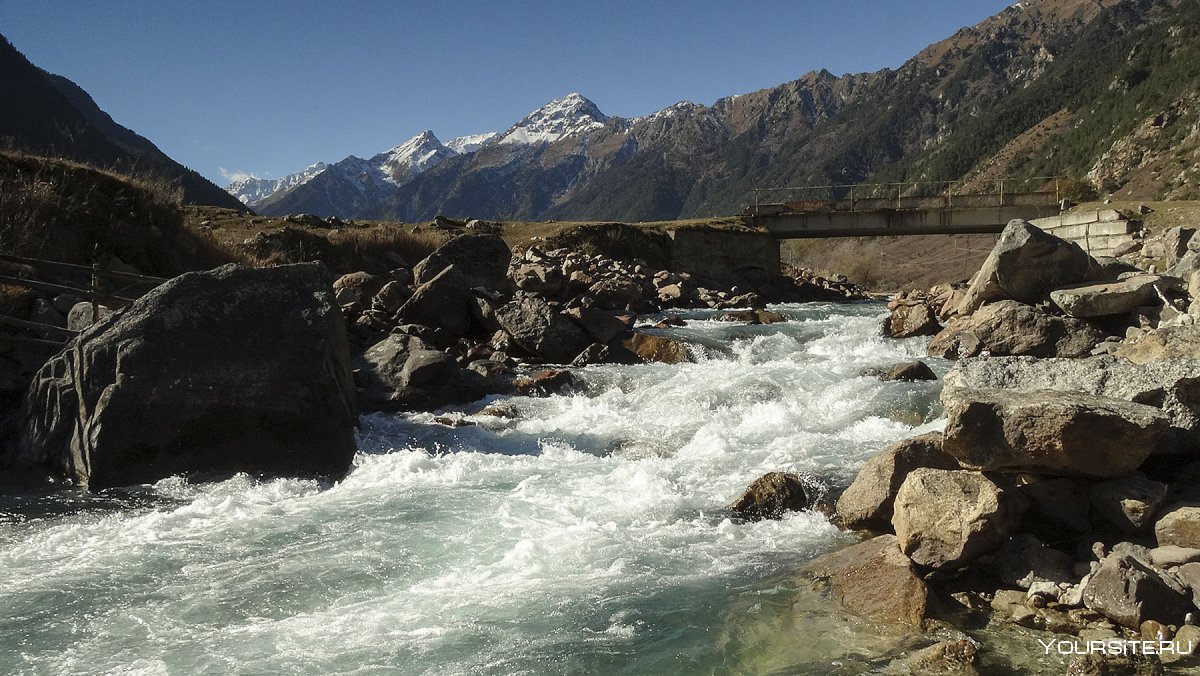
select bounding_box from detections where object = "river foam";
[0,303,950,674]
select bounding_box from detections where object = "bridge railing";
[748,177,1065,215]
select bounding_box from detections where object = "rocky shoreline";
[10,210,1200,672]
[729,218,1200,674]
[0,221,864,488]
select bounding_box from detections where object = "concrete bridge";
[746,181,1064,238]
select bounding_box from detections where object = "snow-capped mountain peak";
[225,161,328,207]
[496,93,609,146]
[446,132,498,154]
[369,130,457,186]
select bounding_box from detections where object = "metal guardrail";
[0,253,167,347]
[748,177,1066,216]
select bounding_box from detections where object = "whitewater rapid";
[0,303,948,674]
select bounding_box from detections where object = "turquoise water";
[0,303,949,674]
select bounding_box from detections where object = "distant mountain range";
[0,36,246,211]
[233,0,1200,223]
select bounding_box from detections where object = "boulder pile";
[819,217,1200,669]
[883,219,1196,361]
[334,228,866,413]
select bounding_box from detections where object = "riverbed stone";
[1082,552,1196,629]
[871,360,937,382]
[1089,473,1169,533]
[357,334,487,412]
[1051,274,1179,318]
[1149,546,1200,569]
[1117,325,1200,363]
[994,534,1074,590]
[513,369,574,397]
[880,639,979,675]
[565,306,628,344]
[495,293,593,364]
[588,278,643,311]
[882,301,941,339]
[892,469,1026,570]
[11,263,358,489]
[1162,624,1200,667]
[953,220,1092,316]
[333,271,383,305]
[928,300,1105,359]
[511,262,564,296]
[1156,504,1200,549]
[1012,474,1093,534]
[728,472,810,520]
[836,432,958,532]
[412,234,512,290]
[944,355,1200,455]
[940,388,1169,477]
[395,265,478,337]
[622,333,692,364]
[803,534,933,627]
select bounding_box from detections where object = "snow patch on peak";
[636,100,701,124]
[446,132,498,154]
[371,130,457,186]
[497,93,609,146]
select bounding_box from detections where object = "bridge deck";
[749,191,1062,239]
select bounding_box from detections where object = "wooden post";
[90,262,100,324]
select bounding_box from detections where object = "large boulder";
[333,271,383,306]
[495,293,592,364]
[803,534,933,628]
[1156,504,1200,549]
[588,278,644,311]
[1082,552,1196,629]
[944,355,1200,454]
[565,307,628,344]
[412,234,512,290]
[953,220,1091,316]
[356,334,487,412]
[1050,274,1179,318]
[928,300,1106,359]
[728,472,810,520]
[892,469,1026,570]
[395,265,479,337]
[941,387,1168,477]
[871,361,937,382]
[882,301,941,339]
[836,432,958,532]
[622,333,692,364]
[10,263,357,489]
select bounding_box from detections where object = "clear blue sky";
[1,1,1013,186]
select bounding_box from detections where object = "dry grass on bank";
[327,225,446,270]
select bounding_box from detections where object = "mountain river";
[0,303,1076,673]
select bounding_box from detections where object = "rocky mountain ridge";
[0,36,246,211]
[237,0,1199,222]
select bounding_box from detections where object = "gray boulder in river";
[8,263,358,489]
[951,219,1092,316]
